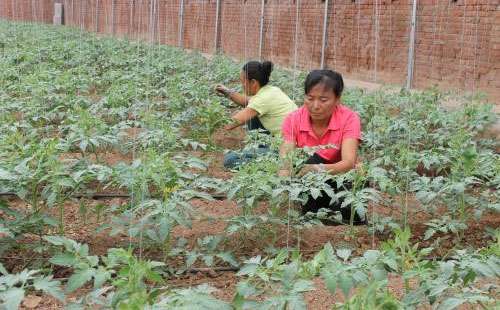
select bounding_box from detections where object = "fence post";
[320,0,329,69]
[111,0,116,34]
[96,0,100,32]
[155,0,160,44]
[178,0,185,48]
[293,0,300,72]
[54,2,64,25]
[258,0,265,60]
[148,0,155,43]
[79,0,83,30]
[214,0,222,53]
[128,0,133,37]
[31,0,35,22]
[406,0,418,89]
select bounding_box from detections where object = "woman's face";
[240,71,257,96]
[304,83,339,124]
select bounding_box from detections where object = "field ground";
[0,21,498,309]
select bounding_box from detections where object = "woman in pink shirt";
[280,70,366,225]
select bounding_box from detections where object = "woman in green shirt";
[216,61,297,136]
[216,61,297,168]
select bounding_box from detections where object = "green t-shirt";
[247,85,297,136]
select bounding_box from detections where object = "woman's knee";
[223,151,242,169]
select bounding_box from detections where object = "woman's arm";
[215,84,249,107]
[298,138,359,176]
[227,91,250,107]
[324,138,358,174]
[224,107,259,130]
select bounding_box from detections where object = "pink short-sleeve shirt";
[281,105,361,164]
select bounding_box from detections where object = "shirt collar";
[299,105,341,132]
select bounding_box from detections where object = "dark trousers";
[223,117,270,169]
[247,117,270,135]
[302,154,366,225]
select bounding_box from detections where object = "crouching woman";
[279,70,366,225]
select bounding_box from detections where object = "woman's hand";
[215,84,232,97]
[224,108,259,131]
[297,165,316,177]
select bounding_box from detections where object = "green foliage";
[234,251,315,310]
[152,284,232,310]
[0,21,498,310]
[338,280,401,310]
[0,268,64,310]
[44,235,111,293]
[184,235,239,269]
[0,200,57,255]
[45,236,167,308]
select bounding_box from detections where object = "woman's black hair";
[242,60,274,86]
[304,70,344,97]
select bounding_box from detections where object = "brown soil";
[212,127,246,150]
[3,145,499,309]
[2,193,500,309]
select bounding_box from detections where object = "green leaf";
[420,247,433,256]
[0,287,24,310]
[336,249,351,262]
[65,303,85,310]
[43,235,68,246]
[0,168,15,181]
[0,263,7,275]
[236,264,258,277]
[363,250,380,264]
[203,255,214,267]
[43,216,59,227]
[287,295,307,310]
[373,268,387,281]
[93,269,109,289]
[352,271,367,283]
[33,276,64,301]
[384,258,399,271]
[150,261,166,268]
[322,271,337,294]
[310,188,321,200]
[470,261,494,277]
[235,282,259,304]
[283,262,298,285]
[338,274,353,298]
[463,270,477,285]
[79,140,88,153]
[292,279,314,293]
[145,269,163,284]
[217,252,239,267]
[188,191,215,201]
[79,244,90,257]
[429,283,448,298]
[232,292,245,309]
[87,255,99,267]
[322,243,335,260]
[50,253,77,267]
[186,252,199,268]
[437,297,465,310]
[66,269,94,293]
